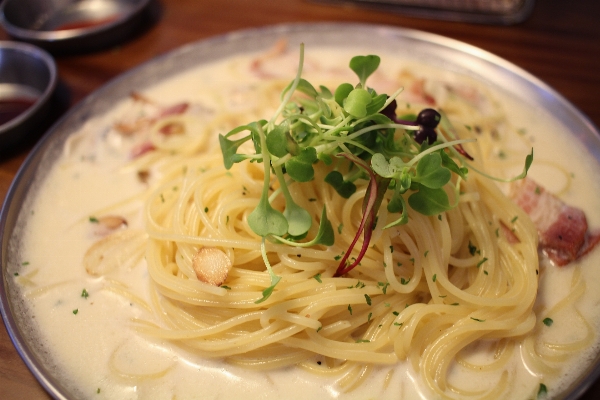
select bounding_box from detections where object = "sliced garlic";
[192,247,232,286]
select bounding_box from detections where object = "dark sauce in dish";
[53,15,120,31]
[0,97,37,126]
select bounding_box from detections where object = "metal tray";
[1,23,599,399]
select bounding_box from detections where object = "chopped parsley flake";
[89,216,99,223]
[81,289,89,299]
[392,311,399,316]
[477,257,489,268]
[338,223,343,234]
[364,294,372,305]
[348,305,353,315]
[21,261,29,266]
[204,207,209,213]
[313,274,322,283]
[537,383,547,397]
[378,282,390,294]
[72,309,79,315]
[432,274,437,282]
[470,317,485,322]
[542,317,553,327]
[511,215,518,223]
[367,312,372,322]
[221,285,231,290]
[468,241,480,256]
[401,277,410,285]
[355,339,370,343]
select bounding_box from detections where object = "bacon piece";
[510,178,600,266]
[130,141,156,158]
[158,102,189,118]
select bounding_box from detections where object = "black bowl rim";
[0,0,151,42]
[0,41,57,134]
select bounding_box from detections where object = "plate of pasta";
[2,23,600,400]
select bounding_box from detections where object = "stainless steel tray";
[1,22,599,399]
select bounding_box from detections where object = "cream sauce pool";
[10,48,600,399]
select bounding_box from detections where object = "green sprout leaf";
[385,189,409,229]
[334,83,354,107]
[272,206,334,247]
[413,152,451,189]
[311,207,335,246]
[365,93,387,115]
[219,133,252,169]
[349,55,381,87]
[265,124,291,158]
[248,196,288,237]
[282,78,318,100]
[285,147,317,182]
[324,171,357,198]
[440,150,468,179]
[275,162,312,237]
[343,88,372,118]
[408,184,452,216]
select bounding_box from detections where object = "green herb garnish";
[218,45,533,298]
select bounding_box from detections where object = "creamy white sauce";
[13,48,600,400]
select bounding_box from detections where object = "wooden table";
[1,0,599,398]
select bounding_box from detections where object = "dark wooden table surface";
[1,0,599,398]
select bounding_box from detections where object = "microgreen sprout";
[218,44,534,294]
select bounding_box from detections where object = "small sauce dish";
[0,0,153,53]
[0,41,57,150]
